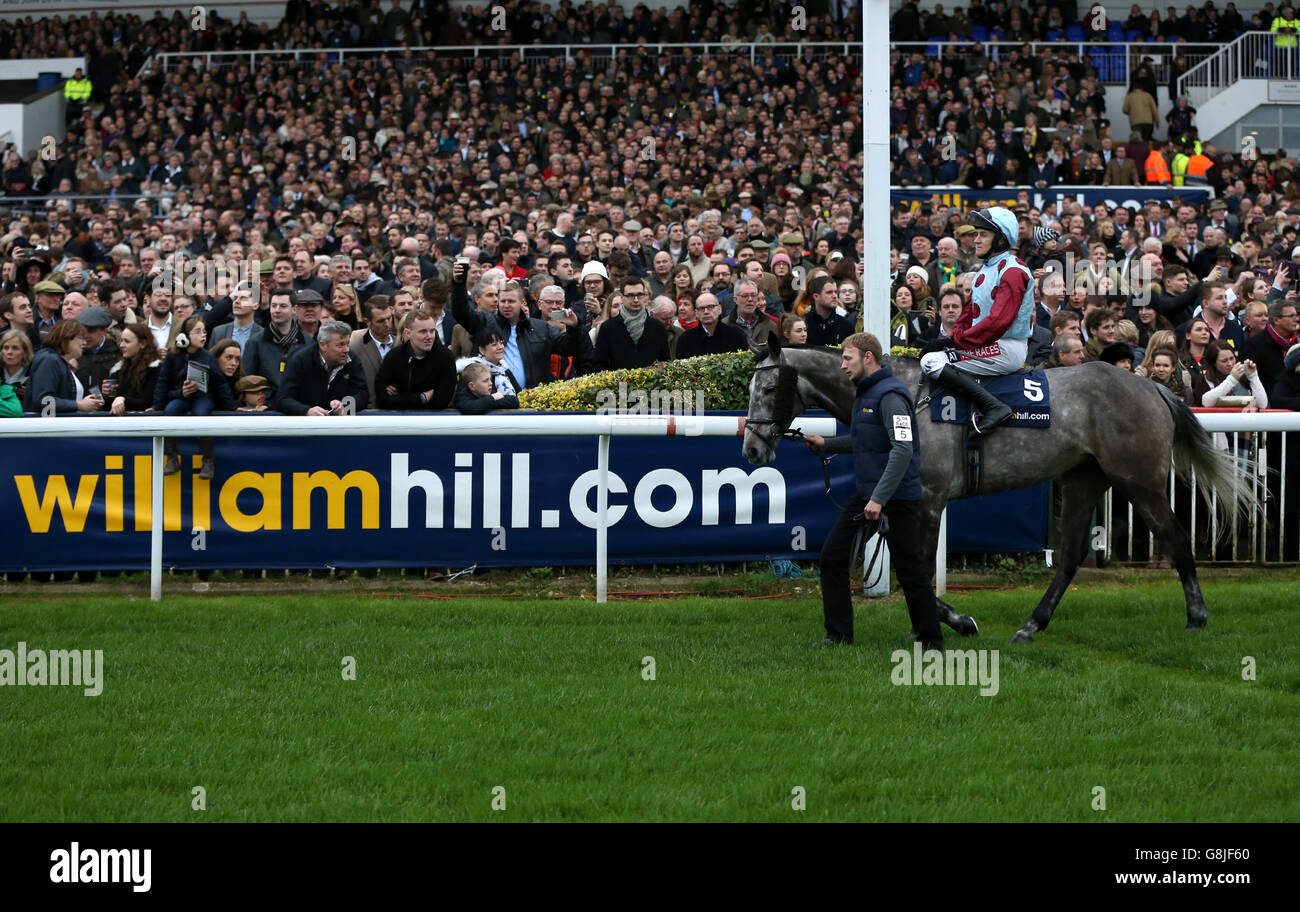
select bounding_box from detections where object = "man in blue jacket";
[802,332,942,652]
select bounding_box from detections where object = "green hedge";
[518,346,922,411]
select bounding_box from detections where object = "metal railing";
[1179,31,1297,109]
[0,192,168,218]
[136,38,1220,87]
[137,41,862,79]
[1098,411,1300,565]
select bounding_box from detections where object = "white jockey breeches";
[920,338,1029,378]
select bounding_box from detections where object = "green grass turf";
[1,578,1297,822]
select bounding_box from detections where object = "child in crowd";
[235,374,272,411]
[455,360,518,414]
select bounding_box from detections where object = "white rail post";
[936,506,948,597]
[596,433,610,604]
[150,435,164,602]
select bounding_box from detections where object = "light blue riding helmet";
[967,206,1019,251]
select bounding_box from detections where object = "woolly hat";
[1099,341,1135,366]
[769,253,792,270]
[579,260,608,282]
[906,265,930,283]
[1285,343,1300,374]
[1032,226,1060,250]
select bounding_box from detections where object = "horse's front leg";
[917,493,979,637]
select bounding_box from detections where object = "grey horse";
[742,337,1259,642]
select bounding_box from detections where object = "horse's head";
[743,334,802,466]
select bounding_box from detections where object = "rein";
[748,359,855,512]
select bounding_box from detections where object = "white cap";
[906,265,930,283]
[580,260,609,281]
[1290,246,1300,258]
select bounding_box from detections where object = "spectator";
[1083,309,1119,361]
[349,295,396,406]
[537,283,589,378]
[73,306,119,394]
[1099,342,1136,372]
[330,284,362,331]
[920,287,964,343]
[1272,344,1300,409]
[1123,85,1160,144]
[152,314,231,478]
[0,327,33,409]
[1042,333,1087,369]
[677,292,748,358]
[243,287,315,393]
[210,339,245,402]
[276,321,370,416]
[1241,299,1300,392]
[780,313,808,346]
[724,278,776,346]
[373,309,458,411]
[891,282,930,348]
[24,319,102,415]
[452,275,579,389]
[210,284,263,356]
[293,288,326,340]
[1,291,38,354]
[234,375,272,412]
[106,324,160,415]
[455,360,519,414]
[467,326,522,397]
[650,295,684,360]
[1194,340,1269,409]
[419,281,472,358]
[1144,346,1194,405]
[32,280,65,341]
[592,277,670,370]
[1179,317,1214,388]
[803,275,854,346]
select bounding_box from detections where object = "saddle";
[928,370,1052,429]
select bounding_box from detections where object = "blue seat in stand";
[971,24,988,42]
[1047,29,1064,42]
[1065,23,1086,43]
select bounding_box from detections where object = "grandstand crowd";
[0,0,1298,464]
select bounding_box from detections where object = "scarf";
[268,319,302,352]
[1265,322,1298,351]
[622,305,648,344]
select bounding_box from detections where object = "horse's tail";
[1155,384,1263,539]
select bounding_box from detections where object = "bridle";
[745,360,806,447]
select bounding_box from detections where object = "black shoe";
[936,365,1012,437]
[198,457,214,481]
[163,453,181,475]
[817,635,853,647]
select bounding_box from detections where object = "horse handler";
[802,333,943,651]
[920,206,1035,436]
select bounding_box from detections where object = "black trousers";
[820,498,943,648]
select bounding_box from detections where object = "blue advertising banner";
[1,416,1050,571]
[891,185,1214,213]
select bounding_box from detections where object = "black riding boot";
[936,365,1012,437]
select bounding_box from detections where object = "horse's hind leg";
[1012,463,1110,643]
[1122,482,1208,630]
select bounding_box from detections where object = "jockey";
[920,206,1034,435]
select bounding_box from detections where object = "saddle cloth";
[929,370,1052,428]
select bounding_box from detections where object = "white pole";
[150,435,163,602]
[863,0,890,344]
[936,506,947,597]
[596,433,610,604]
[863,0,893,594]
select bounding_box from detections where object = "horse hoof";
[956,615,980,637]
[1010,629,1035,644]
[1185,618,1207,632]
